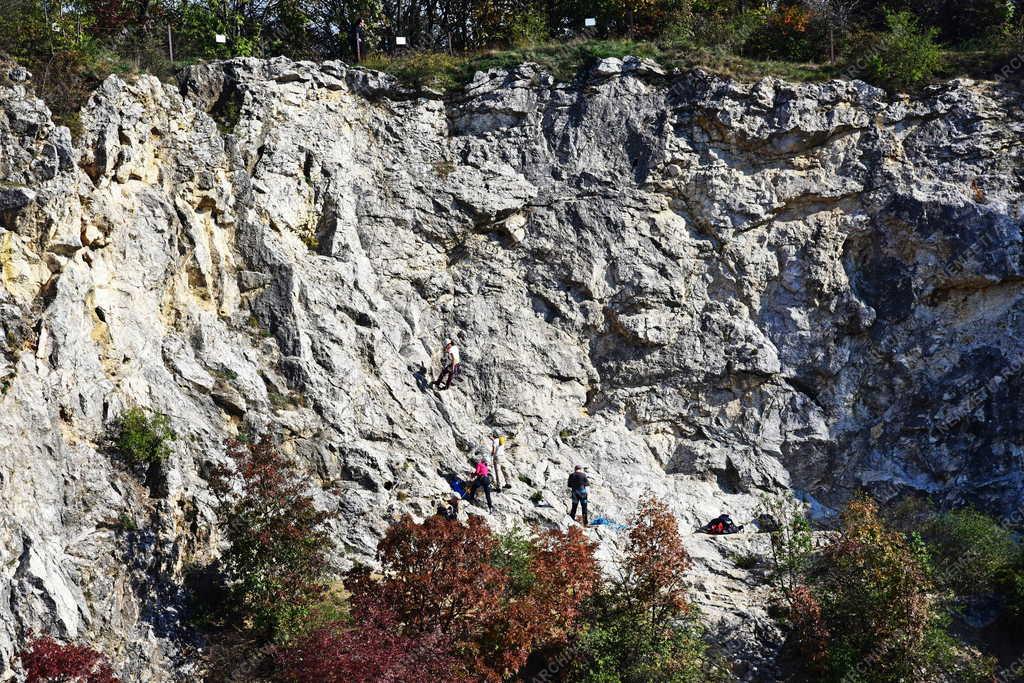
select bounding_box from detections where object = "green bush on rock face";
[922,508,1020,596]
[492,527,537,595]
[782,498,999,682]
[208,437,337,643]
[113,407,175,466]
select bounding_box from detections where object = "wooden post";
[42,0,53,55]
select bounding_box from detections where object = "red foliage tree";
[276,605,472,683]
[19,635,120,683]
[786,585,830,676]
[346,515,506,657]
[516,526,601,640]
[84,0,136,34]
[344,515,599,682]
[482,526,600,678]
[620,497,693,626]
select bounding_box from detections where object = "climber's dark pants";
[570,490,588,525]
[469,475,492,508]
[435,363,459,389]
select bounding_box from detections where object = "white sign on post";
[395,36,407,46]
[215,33,227,43]
[584,17,596,27]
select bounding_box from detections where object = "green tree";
[260,0,316,58]
[1008,560,1024,626]
[172,0,259,60]
[208,436,336,642]
[509,6,550,46]
[922,508,1019,596]
[864,10,942,91]
[0,0,56,60]
[762,495,814,602]
[802,0,860,63]
[307,0,384,59]
[791,497,994,682]
[905,0,1013,43]
[492,527,537,594]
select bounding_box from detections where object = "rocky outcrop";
[0,55,1021,679]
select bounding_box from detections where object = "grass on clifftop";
[360,38,832,91]
[7,35,1021,134]
[358,38,1017,93]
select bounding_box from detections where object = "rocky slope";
[0,55,1022,680]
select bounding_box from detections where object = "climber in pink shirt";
[467,457,493,511]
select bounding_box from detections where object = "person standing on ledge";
[467,457,493,511]
[489,432,508,491]
[349,17,367,63]
[567,465,589,527]
[433,338,460,390]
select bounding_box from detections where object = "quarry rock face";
[0,55,1022,679]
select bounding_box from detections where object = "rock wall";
[0,55,1022,679]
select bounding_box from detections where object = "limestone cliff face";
[0,55,1022,680]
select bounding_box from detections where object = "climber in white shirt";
[433,338,461,390]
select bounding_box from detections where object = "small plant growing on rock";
[732,551,760,570]
[211,366,238,382]
[113,407,175,465]
[19,635,120,683]
[529,490,543,505]
[432,159,455,178]
[300,231,320,252]
[116,512,138,533]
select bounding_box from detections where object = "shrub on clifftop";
[864,11,943,91]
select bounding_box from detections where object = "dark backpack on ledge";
[700,514,742,535]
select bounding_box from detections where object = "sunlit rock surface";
[0,56,1021,679]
